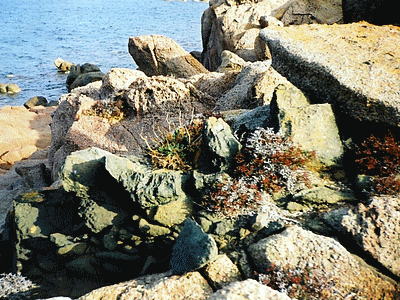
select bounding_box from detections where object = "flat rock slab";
[260,22,400,126]
[0,106,54,169]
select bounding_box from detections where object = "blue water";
[0,0,208,107]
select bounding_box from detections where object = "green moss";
[20,191,44,203]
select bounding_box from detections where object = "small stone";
[24,96,48,108]
[57,242,88,256]
[138,218,171,237]
[203,254,242,289]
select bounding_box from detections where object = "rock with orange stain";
[0,105,55,170]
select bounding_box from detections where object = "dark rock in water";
[66,63,104,92]
[24,96,48,108]
[170,218,217,275]
[69,71,105,92]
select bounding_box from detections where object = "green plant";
[145,118,204,171]
[20,191,44,203]
[199,127,315,215]
[82,98,129,124]
[355,130,400,195]
[257,263,338,299]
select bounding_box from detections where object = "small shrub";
[20,191,44,203]
[199,127,315,215]
[82,98,128,124]
[0,273,36,299]
[355,130,400,195]
[257,264,338,300]
[145,118,204,171]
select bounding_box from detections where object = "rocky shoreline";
[1,0,400,299]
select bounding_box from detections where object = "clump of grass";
[199,127,315,215]
[20,191,44,203]
[145,118,204,171]
[256,264,339,300]
[355,130,400,195]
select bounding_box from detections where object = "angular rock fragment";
[170,219,218,275]
[128,35,208,78]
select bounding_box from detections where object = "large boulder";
[260,22,400,127]
[0,106,54,170]
[201,0,287,70]
[78,271,213,300]
[342,0,400,25]
[201,0,342,71]
[323,195,400,277]
[128,35,208,78]
[49,69,214,180]
[277,0,342,25]
[248,225,399,299]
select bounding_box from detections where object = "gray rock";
[147,196,193,227]
[260,22,400,127]
[79,199,127,234]
[61,147,194,212]
[248,225,399,299]
[278,0,342,25]
[292,186,356,205]
[66,63,104,91]
[0,83,21,94]
[201,0,287,71]
[78,271,213,300]
[230,105,271,134]
[198,117,241,174]
[14,163,50,189]
[216,50,248,74]
[215,60,272,111]
[203,254,242,290]
[277,103,344,167]
[128,35,208,78]
[99,68,146,99]
[323,195,400,277]
[170,219,218,275]
[69,71,105,91]
[208,279,292,300]
[65,255,99,276]
[24,96,48,108]
[50,232,73,247]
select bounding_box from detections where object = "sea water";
[0,0,208,108]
